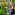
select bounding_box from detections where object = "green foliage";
[0,6,1,9]
[0,3,7,15]
[14,3,15,6]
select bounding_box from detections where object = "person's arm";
[10,4,13,10]
[10,6,13,9]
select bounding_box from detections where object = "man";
[9,2,14,15]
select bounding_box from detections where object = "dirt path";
[7,12,9,15]
[13,14,15,15]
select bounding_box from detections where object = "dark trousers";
[9,11,13,15]
[9,10,13,15]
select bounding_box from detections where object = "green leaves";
[0,3,7,15]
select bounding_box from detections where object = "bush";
[0,3,7,15]
[0,12,5,15]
